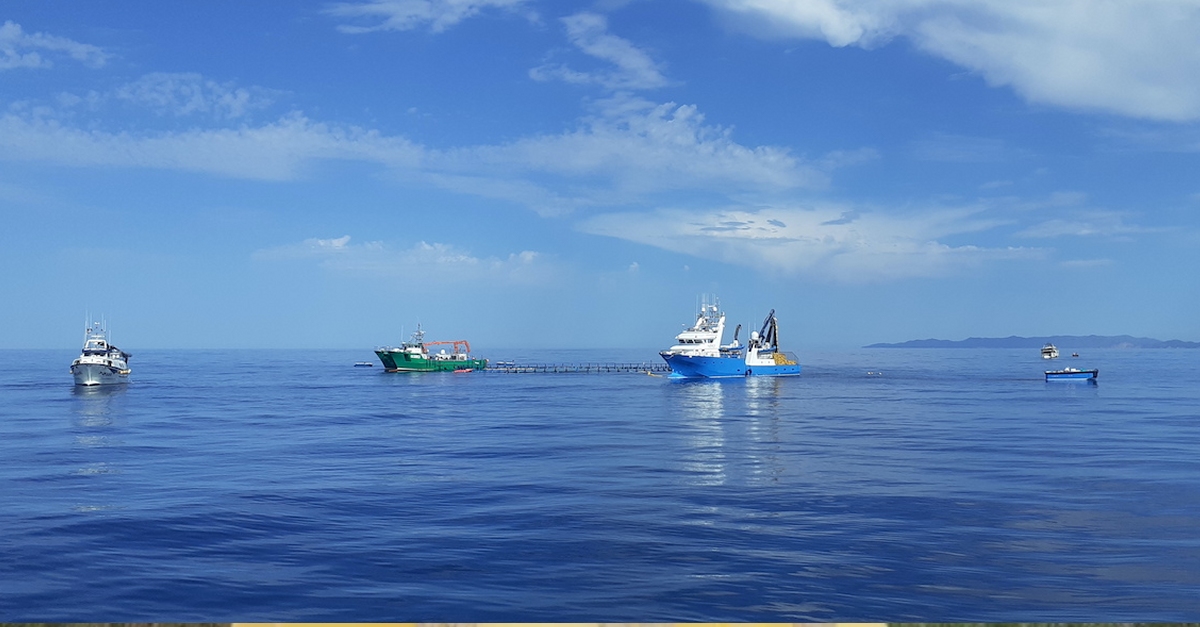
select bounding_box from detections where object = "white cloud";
[2,90,826,212]
[581,203,1040,282]
[0,21,109,70]
[1060,258,1113,268]
[1015,210,1154,239]
[700,0,1200,121]
[0,111,422,180]
[326,0,534,33]
[909,133,1013,163]
[432,94,823,210]
[253,236,555,284]
[530,12,669,90]
[112,73,277,119]
[252,235,361,259]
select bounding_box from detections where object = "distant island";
[865,335,1200,349]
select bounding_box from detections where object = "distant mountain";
[865,335,1200,349]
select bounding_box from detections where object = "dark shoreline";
[866,334,1200,349]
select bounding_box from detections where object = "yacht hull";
[71,363,129,386]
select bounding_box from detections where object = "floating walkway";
[487,362,670,374]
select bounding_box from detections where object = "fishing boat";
[375,324,487,372]
[660,297,800,378]
[70,320,131,386]
[1041,343,1059,359]
[1045,367,1098,381]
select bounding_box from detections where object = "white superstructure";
[661,297,743,358]
[70,320,131,386]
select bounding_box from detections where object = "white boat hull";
[71,362,129,386]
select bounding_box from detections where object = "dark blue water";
[4,347,1200,620]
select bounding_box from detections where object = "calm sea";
[3,347,1200,621]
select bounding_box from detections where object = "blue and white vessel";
[1045,367,1098,381]
[660,297,801,378]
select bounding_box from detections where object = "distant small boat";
[1046,367,1097,381]
[1041,343,1059,359]
[354,362,374,367]
[1071,352,1079,357]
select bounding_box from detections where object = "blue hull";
[661,353,801,378]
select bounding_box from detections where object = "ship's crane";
[424,340,471,354]
[749,309,778,351]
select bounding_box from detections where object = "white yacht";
[1041,343,1059,360]
[70,321,131,386]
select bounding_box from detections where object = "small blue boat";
[1045,367,1098,381]
[660,297,800,378]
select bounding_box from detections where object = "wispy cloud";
[111,73,278,119]
[581,203,1041,282]
[253,236,555,284]
[0,21,109,70]
[909,132,1014,163]
[326,0,534,33]
[1015,210,1156,239]
[0,111,421,180]
[530,12,669,90]
[252,235,364,259]
[699,0,1200,121]
[1059,258,1113,269]
[431,94,823,212]
[1,93,819,210]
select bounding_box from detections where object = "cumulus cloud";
[530,12,669,90]
[700,0,1200,121]
[254,236,554,284]
[0,21,109,70]
[581,204,1041,282]
[326,0,534,33]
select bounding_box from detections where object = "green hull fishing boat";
[375,324,487,372]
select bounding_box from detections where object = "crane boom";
[424,339,471,354]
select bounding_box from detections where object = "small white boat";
[70,320,131,386]
[1041,343,1059,359]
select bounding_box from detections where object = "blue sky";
[3,0,1199,350]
